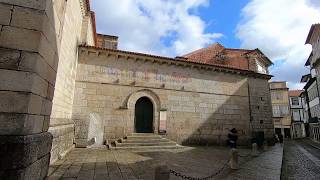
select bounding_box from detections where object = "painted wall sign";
[96,67,191,84]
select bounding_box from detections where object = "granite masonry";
[0,0,275,179]
[72,44,274,147]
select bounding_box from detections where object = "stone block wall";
[0,0,58,178]
[72,49,272,147]
[249,78,274,143]
[48,0,95,163]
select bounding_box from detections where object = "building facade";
[289,90,307,122]
[305,24,320,120]
[304,23,320,143]
[73,43,274,148]
[0,0,274,178]
[289,90,306,138]
[269,82,291,138]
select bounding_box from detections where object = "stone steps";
[109,144,184,150]
[115,141,177,147]
[130,133,160,136]
[110,133,183,150]
[122,138,169,143]
[125,135,163,140]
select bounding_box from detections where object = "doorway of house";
[135,97,154,133]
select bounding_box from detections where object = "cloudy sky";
[91,0,320,89]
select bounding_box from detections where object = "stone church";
[0,0,274,178]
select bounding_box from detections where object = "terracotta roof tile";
[182,43,259,71]
[289,90,304,97]
[80,45,273,80]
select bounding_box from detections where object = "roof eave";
[254,48,273,66]
[305,24,315,44]
[79,45,273,79]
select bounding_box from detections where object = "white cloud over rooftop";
[91,0,222,56]
[236,0,320,89]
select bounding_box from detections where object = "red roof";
[80,45,272,79]
[289,90,304,97]
[183,43,271,71]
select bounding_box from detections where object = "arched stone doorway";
[125,89,161,134]
[135,97,154,133]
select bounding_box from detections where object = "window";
[292,110,300,121]
[291,97,299,106]
[271,92,283,100]
[272,105,289,117]
[280,105,289,115]
[256,60,267,74]
[272,106,280,117]
[307,83,318,101]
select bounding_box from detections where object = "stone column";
[0,0,58,179]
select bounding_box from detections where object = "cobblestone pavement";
[47,145,284,180]
[226,144,283,180]
[281,139,320,180]
[47,146,257,180]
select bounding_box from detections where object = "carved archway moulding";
[123,89,161,134]
[123,89,161,111]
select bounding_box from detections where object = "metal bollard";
[154,164,170,180]
[252,143,258,156]
[229,148,239,170]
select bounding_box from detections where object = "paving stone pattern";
[281,140,320,180]
[47,145,284,180]
[47,146,254,180]
[227,144,283,180]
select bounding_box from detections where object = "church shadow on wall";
[177,80,270,147]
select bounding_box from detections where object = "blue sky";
[196,0,249,48]
[91,0,320,89]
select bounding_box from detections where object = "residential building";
[300,91,310,122]
[289,90,307,122]
[305,24,320,120]
[289,90,306,138]
[269,82,291,138]
[304,23,320,143]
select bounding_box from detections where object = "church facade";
[0,1,274,173]
[73,35,275,150]
[49,0,275,160]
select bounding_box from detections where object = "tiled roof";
[289,90,304,97]
[183,43,271,71]
[80,45,272,79]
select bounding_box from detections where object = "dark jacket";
[228,130,238,148]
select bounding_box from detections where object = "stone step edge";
[125,135,163,139]
[131,133,161,136]
[122,139,170,143]
[115,141,177,147]
[109,145,184,150]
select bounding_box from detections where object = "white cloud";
[236,0,320,89]
[91,0,222,56]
